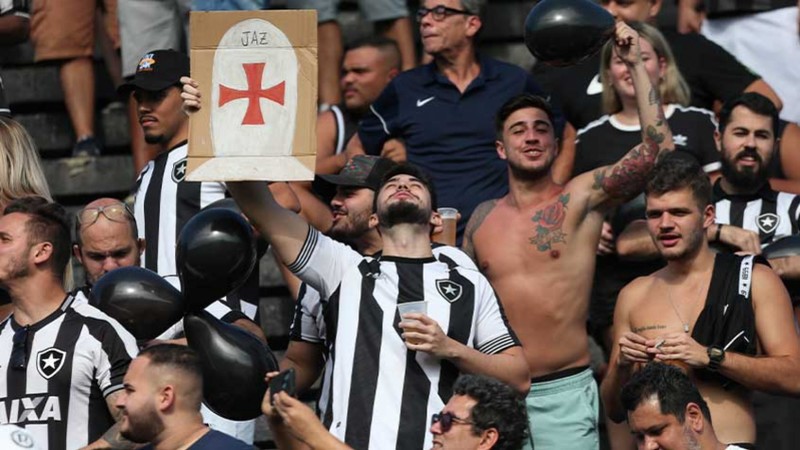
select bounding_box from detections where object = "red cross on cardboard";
[219,62,285,125]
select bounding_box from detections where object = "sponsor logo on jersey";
[0,396,61,424]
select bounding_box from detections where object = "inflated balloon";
[90,266,184,340]
[204,198,269,258]
[184,311,279,420]
[763,236,800,259]
[176,208,257,312]
[524,0,615,67]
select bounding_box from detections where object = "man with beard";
[622,363,746,450]
[227,163,528,450]
[116,344,254,450]
[461,21,672,450]
[284,155,477,395]
[601,154,800,447]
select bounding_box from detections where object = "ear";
[703,204,716,229]
[496,140,508,160]
[684,402,705,433]
[477,428,500,450]
[658,56,667,80]
[31,242,53,265]
[649,0,664,19]
[387,67,400,81]
[714,129,722,153]
[369,213,379,230]
[137,239,146,256]
[430,210,443,229]
[465,15,482,38]
[72,244,83,265]
[158,385,176,412]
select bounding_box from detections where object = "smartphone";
[269,368,296,404]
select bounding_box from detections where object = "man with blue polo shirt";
[357,0,560,244]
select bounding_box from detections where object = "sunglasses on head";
[11,325,29,370]
[432,411,473,433]
[77,203,133,227]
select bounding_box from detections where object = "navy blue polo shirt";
[359,56,561,243]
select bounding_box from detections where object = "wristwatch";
[707,346,725,371]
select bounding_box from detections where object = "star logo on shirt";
[436,279,463,303]
[172,158,188,183]
[36,347,66,380]
[673,134,688,146]
[756,213,779,234]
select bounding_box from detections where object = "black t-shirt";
[533,29,759,130]
[573,104,721,177]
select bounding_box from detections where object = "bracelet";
[714,223,723,242]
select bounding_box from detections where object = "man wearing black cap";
[119,49,291,444]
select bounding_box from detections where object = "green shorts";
[523,367,599,450]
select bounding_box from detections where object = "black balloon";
[176,208,257,312]
[204,198,269,258]
[524,0,615,67]
[763,236,800,259]
[90,266,184,340]
[184,311,279,421]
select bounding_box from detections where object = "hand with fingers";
[612,20,642,67]
[617,331,651,367]
[718,224,762,255]
[399,313,453,358]
[180,76,202,115]
[646,333,710,368]
[597,221,616,256]
[261,371,281,420]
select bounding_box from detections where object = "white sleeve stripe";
[288,228,319,273]
[477,334,517,355]
[103,384,124,397]
[369,104,391,136]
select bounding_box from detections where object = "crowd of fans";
[0,0,798,449]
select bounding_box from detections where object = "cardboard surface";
[188,10,317,181]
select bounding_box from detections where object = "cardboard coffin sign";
[187,10,317,182]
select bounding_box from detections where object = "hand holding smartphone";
[269,368,296,404]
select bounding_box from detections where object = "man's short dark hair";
[719,92,779,138]
[495,94,556,140]
[645,153,712,210]
[621,363,712,424]
[4,196,70,280]
[377,163,438,211]
[345,36,402,72]
[139,344,204,407]
[453,375,528,450]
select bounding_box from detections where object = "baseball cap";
[319,156,397,191]
[0,424,41,449]
[118,49,189,96]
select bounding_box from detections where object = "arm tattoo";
[648,86,659,106]
[530,194,569,252]
[632,324,667,334]
[462,199,497,262]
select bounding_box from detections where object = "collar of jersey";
[377,255,437,264]
[712,177,777,203]
[422,53,497,87]
[9,294,74,332]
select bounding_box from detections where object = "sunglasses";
[11,325,29,370]
[432,411,473,433]
[77,203,134,227]
[416,5,472,21]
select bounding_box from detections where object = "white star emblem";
[443,285,457,295]
[760,216,775,227]
[177,164,186,175]
[42,353,60,369]
[673,134,688,146]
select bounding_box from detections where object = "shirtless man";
[601,154,800,446]
[462,21,674,450]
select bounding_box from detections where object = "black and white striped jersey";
[288,229,518,450]
[0,295,138,450]
[712,180,800,246]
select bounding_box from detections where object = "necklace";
[666,286,698,333]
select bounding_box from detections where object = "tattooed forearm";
[648,86,659,105]
[595,143,657,199]
[462,199,498,261]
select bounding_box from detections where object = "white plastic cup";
[398,301,428,344]
[435,207,458,246]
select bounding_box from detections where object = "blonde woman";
[0,117,60,320]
